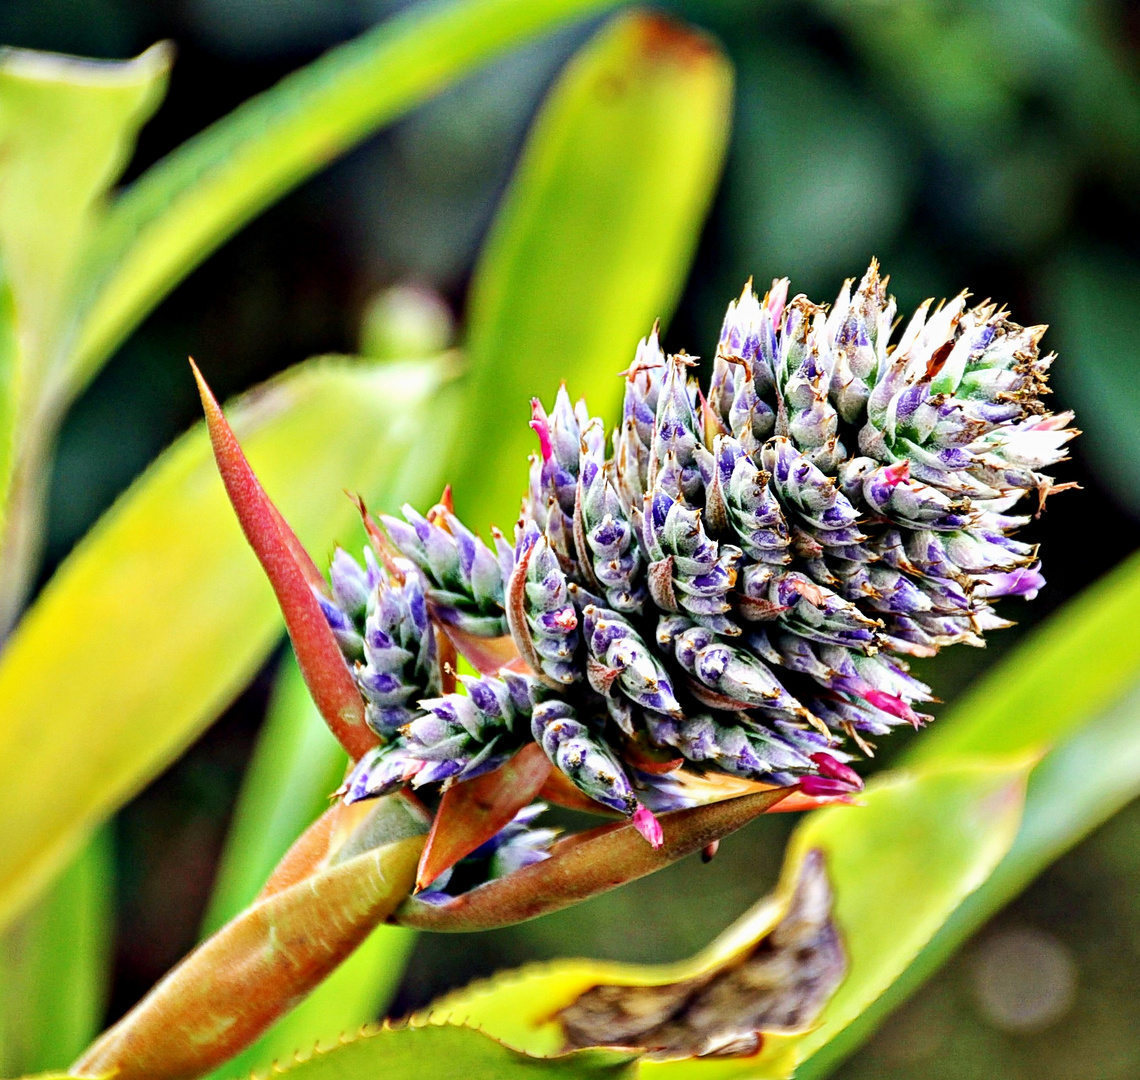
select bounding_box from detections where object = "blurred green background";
[4,0,1140,1076]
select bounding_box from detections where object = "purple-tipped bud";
[582,604,682,719]
[384,506,508,637]
[531,700,638,817]
[322,263,1072,837]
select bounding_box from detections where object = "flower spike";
[223,263,1075,860]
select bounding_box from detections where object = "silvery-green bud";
[383,505,509,636]
[582,603,682,719]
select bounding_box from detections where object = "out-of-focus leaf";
[359,285,455,362]
[0,830,113,1074]
[794,551,1140,1077]
[1045,250,1140,516]
[819,0,1140,162]
[907,550,1140,765]
[429,762,1027,1077]
[0,43,169,395]
[0,44,170,626]
[0,270,19,552]
[74,799,428,1080]
[252,1023,637,1080]
[70,0,628,392]
[785,763,1027,1067]
[200,649,415,1080]
[725,47,909,292]
[452,9,732,533]
[0,354,453,934]
[202,648,348,935]
[1,1074,81,1080]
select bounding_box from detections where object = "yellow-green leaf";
[786,762,1028,1066]
[70,0,628,393]
[0,43,169,393]
[253,1022,637,1080]
[0,44,169,621]
[794,550,1140,1077]
[428,761,1028,1078]
[451,9,732,533]
[0,354,453,933]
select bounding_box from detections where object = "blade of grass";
[450,9,732,534]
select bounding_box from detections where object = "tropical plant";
[0,2,1137,1079]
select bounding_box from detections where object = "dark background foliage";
[4,0,1140,1075]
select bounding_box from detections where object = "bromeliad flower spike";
[204,261,1076,896]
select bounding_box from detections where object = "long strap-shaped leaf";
[68,0,628,394]
[448,9,732,534]
[793,550,1140,1077]
[0,829,113,1074]
[0,355,451,934]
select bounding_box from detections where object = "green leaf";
[786,762,1028,1068]
[0,43,169,393]
[799,680,1140,1079]
[70,0,628,393]
[0,269,19,545]
[254,1023,637,1080]
[0,829,113,1074]
[0,354,453,933]
[0,45,170,621]
[1044,250,1140,515]
[451,9,732,533]
[200,649,416,1080]
[202,648,349,936]
[793,550,1140,1076]
[427,761,1027,1078]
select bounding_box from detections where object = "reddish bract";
[193,361,375,761]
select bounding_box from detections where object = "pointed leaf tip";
[192,360,375,760]
[416,744,553,891]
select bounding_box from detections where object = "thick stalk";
[72,799,426,1080]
